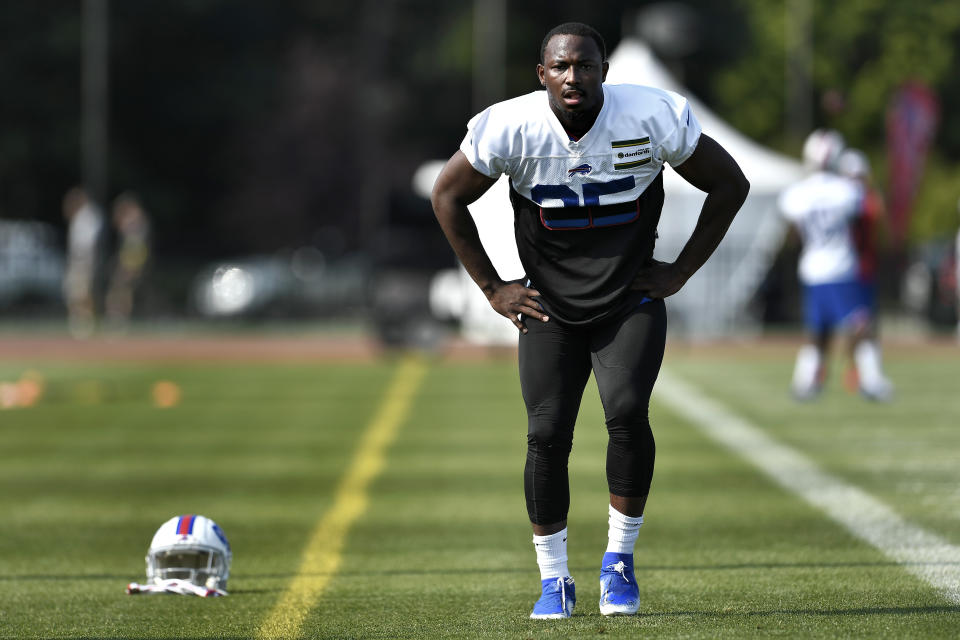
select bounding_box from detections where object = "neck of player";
[552,97,603,140]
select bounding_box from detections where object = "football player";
[431,22,748,618]
[838,148,890,394]
[779,131,893,401]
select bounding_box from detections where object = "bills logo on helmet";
[211,522,231,550]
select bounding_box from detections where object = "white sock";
[606,505,644,554]
[853,340,889,388]
[792,344,822,395]
[532,528,569,579]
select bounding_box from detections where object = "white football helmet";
[146,515,232,591]
[802,128,845,172]
[837,148,870,180]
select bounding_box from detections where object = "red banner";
[886,82,939,249]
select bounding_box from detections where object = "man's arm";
[631,134,750,298]
[431,150,549,333]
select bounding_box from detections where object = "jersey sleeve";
[459,108,510,179]
[657,93,702,167]
[777,184,804,223]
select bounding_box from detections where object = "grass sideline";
[1,340,959,638]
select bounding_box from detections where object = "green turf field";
[2,341,959,638]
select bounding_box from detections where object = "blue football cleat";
[530,576,576,619]
[599,552,639,616]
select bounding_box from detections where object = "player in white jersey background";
[432,22,749,619]
[778,129,893,401]
[837,147,886,390]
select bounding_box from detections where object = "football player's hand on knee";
[487,281,549,333]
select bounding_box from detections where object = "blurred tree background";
[1,0,958,270]
[717,0,960,242]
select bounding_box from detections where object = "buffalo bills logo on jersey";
[568,163,592,176]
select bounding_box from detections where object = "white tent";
[428,38,804,343]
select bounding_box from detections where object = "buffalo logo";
[568,163,592,176]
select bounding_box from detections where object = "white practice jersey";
[460,84,701,209]
[457,83,701,324]
[779,171,865,285]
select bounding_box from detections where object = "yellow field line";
[256,355,428,640]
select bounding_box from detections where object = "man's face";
[537,34,608,123]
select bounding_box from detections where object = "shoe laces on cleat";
[605,560,631,582]
[557,577,570,611]
[530,576,575,619]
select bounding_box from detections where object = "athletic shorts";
[803,280,871,333]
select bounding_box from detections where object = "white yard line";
[655,370,960,604]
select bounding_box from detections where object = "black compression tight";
[518,299,666,526]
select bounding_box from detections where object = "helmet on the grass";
[145,514,231,591]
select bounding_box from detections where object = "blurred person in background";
[779,130,893,402]
[62,186,104,339]
[432,22,748,619]
[837,148,885,391]
[105,192,151,329]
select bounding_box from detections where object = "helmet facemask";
[147,545,229,590]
